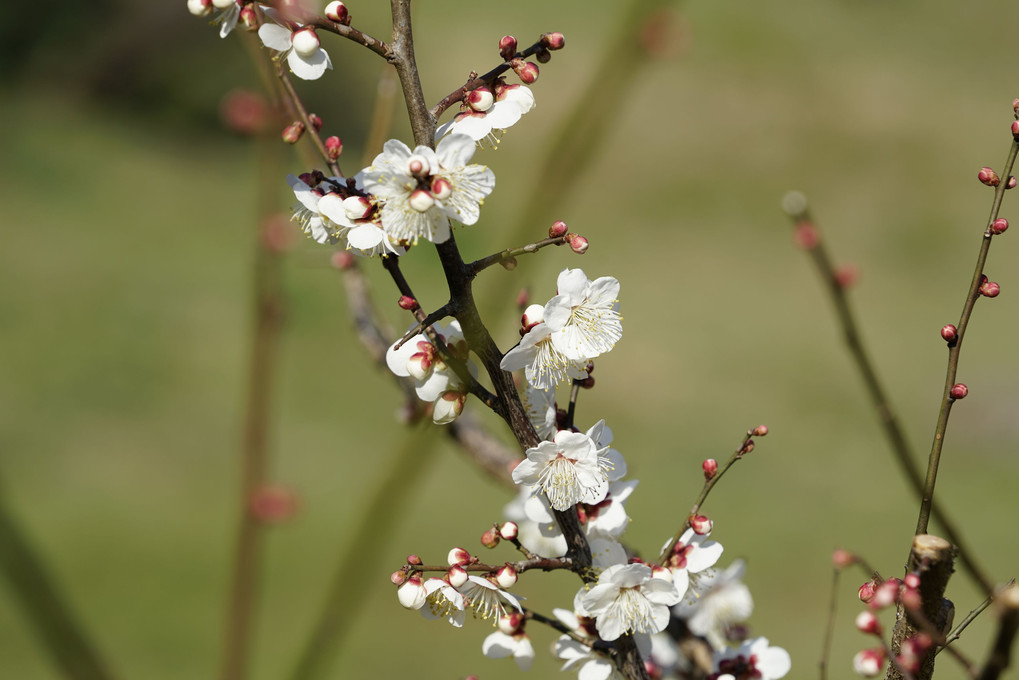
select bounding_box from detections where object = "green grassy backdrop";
[3,0,1019,678]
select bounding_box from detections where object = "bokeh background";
[3,0,1019,678]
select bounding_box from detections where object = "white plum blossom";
[212,0,241,37]
[258,16,333,81]
[386,321,474,421]
[522,383,557,441]
[662,527,724,601]
[460,575,522,621]
[512,429,611,511]
[581,563,682,641]
[288,173,403,256]
[435,83,535,147]
[503,488,568,558]
[482,630,535,671]
[675,560,754,650]
[713,637,791,680]
[500,316,589,390]
[546,268,622,360]
[555,636,622,680]
[420,578,466,627]
[361,134,495,244]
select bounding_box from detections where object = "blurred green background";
[3,0,1019,678]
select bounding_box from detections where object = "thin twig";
[819,565,840,680]
[915,138,1019,538]
[783,197,996,595]
[657,429,759,563]
[940,580,1017,654]
[467,234,572,277]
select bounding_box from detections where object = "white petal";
[482,631,516,659]
[258,23,292,52]
[436,133,478,168]
[288,48,332,80]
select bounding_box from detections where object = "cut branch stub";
[887,534,955,680]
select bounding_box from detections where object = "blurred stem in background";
[0,486,117,680]
[485,0,684,314]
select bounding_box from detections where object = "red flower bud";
[569,235,589,254]
[858,580,877,603]
[832,548,856,569]
[542,31,566,50]
[940,324,957,343]
[702,458,718,480]
[752,424,769,437]
[1012,120,1019,141]
[689,514,712,535]
[481,527,500,548]
[950,383,968,400]
[1008,176,1018,190]
[308,113,323,131]
[325,135,343,161]
[406,554,423,565]
[549,220,569,238]
[978,166,1001,187]
[855,610,883,636]
[990,218,1009,235]
[980,280,1000,298]
[499,35,518,61]
[324,1,350,24]
[398,295,419,311]
[281,121,305,144]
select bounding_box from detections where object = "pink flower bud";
[901,585,922,610]
[406,154,431,178]
[570,235,589,254]
[397,295,418,311]
[447,547,470,566]
[549,220,569,238]
[855,610,883,635]
[291,27,321,58]
[447,565,469,588]
[940,324,957,343]
[870,579,901,610]
[1012,120,1019,141]
[950,383,968,400]
[499,35,518,60]
[896,634,933,674]
[188,0,213,16]
[408,189,435,212]
[498,612,524,634]
[249,485,299,523]
[220,89,270,135]
[853,648,886,677]
[406,554,422,565]
[1008,176,1018,190]
[858,580,877,603]
[481,527,500,548]
[281,121,305,144]
[239,5,257,30]
[511,59,539,84]
[835,264,858,288]
[542,31,566,50]
[832,548,856,569]
[342,195,372,221]
[325,135,343,161]
[702,458,718,480]
[467,87,495,112]
[308,113,323,131]
[397,576,427,609]
[430,177,452,200]
[331,250,355,270]
[980,280,1000,297]
[903,573,921,589]
[390,569,407,585]
[752,424,769,437]
[521,304,545,331]
[496,564,518,588]
[433,391,466,425]
[978,166,1001,187]
[499,521,519,540]
[793,221,820,249]
[689,514,712,535]
[991,218,1009,235]
[406,353,433,382]
[324,0,350,24]
[535,47,551,64]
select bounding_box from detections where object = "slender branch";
[219,125,288,680]
[819,565,841,680]
[429,38,554,120]
[261,0,390,58]
[783,195,996,595]
[564,379,582,430]
[915,139,1019,537]
[467,234,572,277]
[275,63,343,178]
[402,555,575,575]
[657,428,759,563]
[0,488,118,680]
[392,302,454,350]
[940,581,1016,654]
[287,428,442,680]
